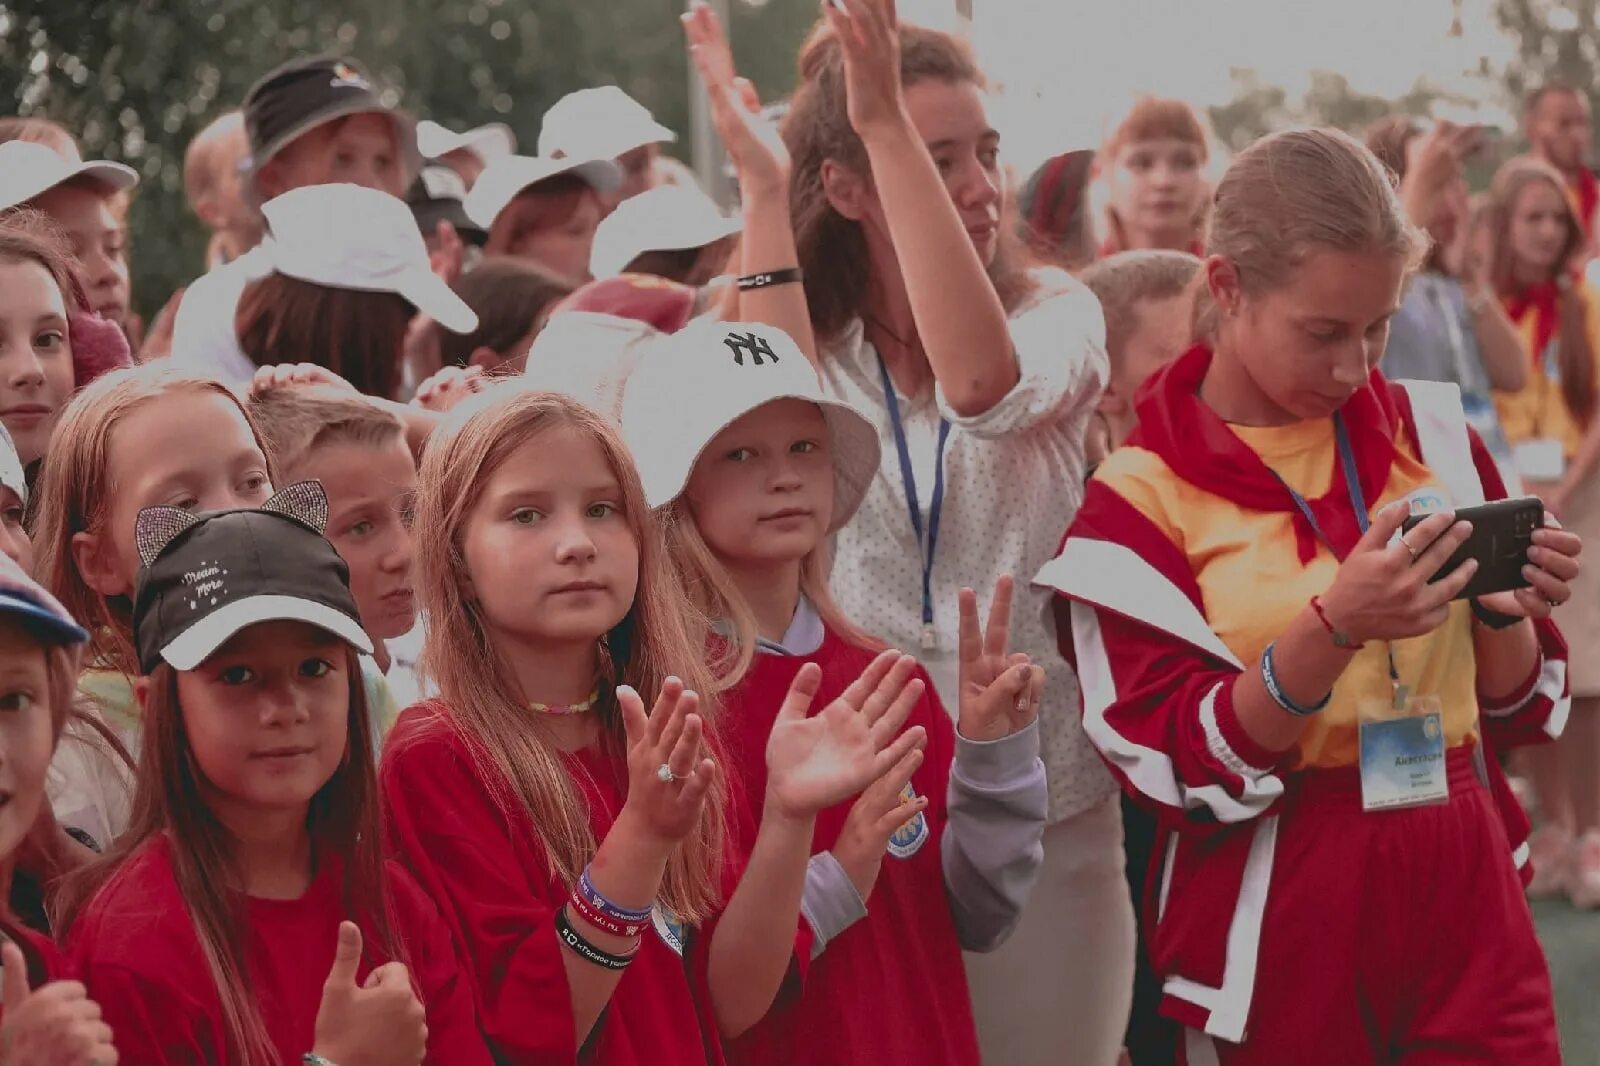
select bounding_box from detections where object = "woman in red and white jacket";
[1039,128,1576,1065]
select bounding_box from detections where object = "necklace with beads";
[529,690,599,716]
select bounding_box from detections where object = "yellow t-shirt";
[1492,282,1600,457]
[1098,417,1478,769]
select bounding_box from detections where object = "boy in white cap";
[0,141,138,331]
[539,86,676,211]
[589,183,742,286]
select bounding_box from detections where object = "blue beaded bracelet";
[577,868,654,925]
[1261,642,1331,717]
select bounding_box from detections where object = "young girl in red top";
[620,317,1048,1065]
[0,552,118,1066]
[383,386,924,1063]
[1043,128,1575,1065]
[1095,97,1211,258]
[62,486,490,1064]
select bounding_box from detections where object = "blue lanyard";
[1268,413,1403,698]
[877,355,951,648]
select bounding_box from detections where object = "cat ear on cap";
[260,480,330,534]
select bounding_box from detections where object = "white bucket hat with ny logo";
[620,319,880,532]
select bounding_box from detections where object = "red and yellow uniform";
[1493,279,1600,457]
[1039,345,1565,1064]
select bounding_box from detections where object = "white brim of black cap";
[160,593,373,671]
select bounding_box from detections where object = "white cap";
[259,184,479,334]
[416,120,516,165]
[464,153,623,230]
[538,87,676,163]
[620,320,880,531]
[0,141,138,212]
[523,311,671,422]
[590,184,742,279]
[0,423,25,505]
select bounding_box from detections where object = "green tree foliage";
[0,0,813,319]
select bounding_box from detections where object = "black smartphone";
[1401,497,1544,600]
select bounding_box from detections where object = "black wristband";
[1471,600,1523,630]
[555,907,639,971]
[737,268,803,291]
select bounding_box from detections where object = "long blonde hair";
[31,365,277,679]
[409,387,727,920]
[660,499,881,686]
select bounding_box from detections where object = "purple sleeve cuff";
[800,851,868,960]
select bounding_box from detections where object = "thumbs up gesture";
[311,922,428,1066]
[0,940,117,1066]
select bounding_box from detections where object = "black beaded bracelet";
[1471,600,1523,630]
[737,267,803,291]
[555,907,640,971]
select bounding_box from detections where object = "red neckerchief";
[1572,169,1599,239]
[1502,282,1561,367]
[1128,343,1401,564]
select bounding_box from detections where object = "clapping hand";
[311,923,428,1066]
[830,744,927,901]
[765,653,928,820]
[0,941,118,1066]
[682,2,790,197]
[823,0,908,137]
[619,679,719,844]
[957,577,1045,743]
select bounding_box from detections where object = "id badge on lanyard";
[1274,415,1451,811]
[878,355,950,652]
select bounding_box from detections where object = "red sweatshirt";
[68,834,490,1065]
[380,702,725,1065]
[720,628,982,1066]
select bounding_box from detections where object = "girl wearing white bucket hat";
[621,317,1047,1065]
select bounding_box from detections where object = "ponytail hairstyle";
[58,647,395,1066]
[0,212,131,388]
[32,365,278,680]
[408,387,727,921]
[782,18,1036,343]
[1485,156,1596,426]
[1097,96,1211,256]
[660,499,882,687]
[1193,128,1427,342]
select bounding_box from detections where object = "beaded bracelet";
[568,888,648,938]
[576,868,654,925]
[1261,642,1331,717]
[555,908,641,971]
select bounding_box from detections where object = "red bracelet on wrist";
[1310,595,1364,649]
[567,890,648,939]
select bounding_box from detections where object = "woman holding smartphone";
[1042,128,1574,1065]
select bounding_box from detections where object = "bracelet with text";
[1261,642,1331,717]
[576,867,654,925]
[555,908,641,971]
[1310,595,1364,649]
[737,267,803,291]
[568,889,648,938]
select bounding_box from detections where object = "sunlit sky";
[889,0,1523,175]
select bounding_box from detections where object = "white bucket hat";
[416,120,516,165]
[589,184,743,280]
[0,141,138,212]
[620,320,880,532]
[259,183,479,334]
[538,87,676,163]
[464,153,623,230]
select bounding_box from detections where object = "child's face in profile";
[0,617,56,863]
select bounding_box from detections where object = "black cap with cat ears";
[132,481,371,674]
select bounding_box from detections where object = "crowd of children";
[0,0,1595,1062]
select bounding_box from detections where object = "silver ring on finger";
[1399,536,1421,562]
[657,762,688,783]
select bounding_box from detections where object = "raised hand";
[0,942,118,1066]
[823,0,908,136]
[957,577,1046,743]
[619,680,718,845]
[830,745,927,901]
[682,2,790,197]
[412,364,484,413]
[765,653,928,819]
[1318,504,1477,645]
[311,922,428,1066]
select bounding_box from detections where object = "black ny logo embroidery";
[724,331,779,366]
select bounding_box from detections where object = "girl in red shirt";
[0,552,117,1066]
[61,487,490,1065]
[620,317,1049,1065]
[1095,97,1211,258]
[383,386,924,1063]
